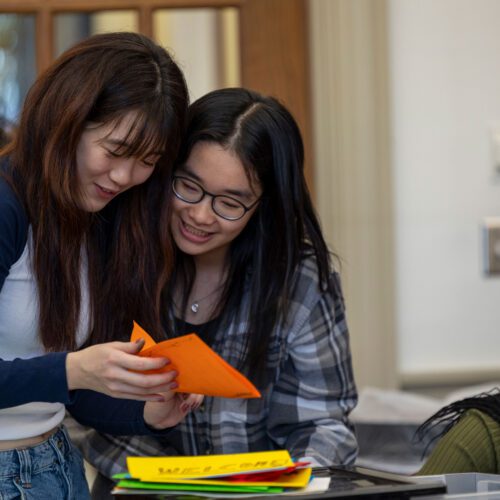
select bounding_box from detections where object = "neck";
[193,248,228,280]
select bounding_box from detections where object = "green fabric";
[418,409,500,475]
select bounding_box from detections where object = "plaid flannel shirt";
[77,256,358,477]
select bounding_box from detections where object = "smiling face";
[76,111,161,212]
[171,141,262,265]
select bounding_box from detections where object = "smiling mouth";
[182,221,211,237]
[96,184,118,196]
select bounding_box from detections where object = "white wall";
[389,0,500,381]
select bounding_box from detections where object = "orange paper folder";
[131,321,260,399]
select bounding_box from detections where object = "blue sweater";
[0,174,162,436]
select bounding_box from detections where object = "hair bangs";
[108,105,168,161]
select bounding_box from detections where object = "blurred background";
[2,0,500,399]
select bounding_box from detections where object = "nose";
[108,157,136,187]
[188,196,216,225]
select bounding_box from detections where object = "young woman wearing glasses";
[84,88,358,498]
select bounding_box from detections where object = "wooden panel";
[239,0,314,195]
[138,5,153,37]
[0,0,242,11]
[36,7,53,72]
[0,0,313,195]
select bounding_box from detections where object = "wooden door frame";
[0,0,314,193]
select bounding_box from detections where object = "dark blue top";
[0,173,166,436]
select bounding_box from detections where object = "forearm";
[66,390,174,436]
[285,420,358,466]
[269,282,358,465]
[0,353,71,409]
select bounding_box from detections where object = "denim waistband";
[0,426,72,480]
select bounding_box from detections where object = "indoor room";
[1,0,500,498]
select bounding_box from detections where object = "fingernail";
[155,397,165,402]
[135,338,145,345]
[169,381,179,390]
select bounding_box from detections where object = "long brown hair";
[3,32,188,350]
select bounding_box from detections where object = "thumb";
[119,338,145,354]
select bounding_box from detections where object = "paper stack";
[111,450,318,496]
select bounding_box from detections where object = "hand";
[144,392,204,430]
[66,340,178,401]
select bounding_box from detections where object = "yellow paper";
[127,450,294,481]
[138,467,312,488]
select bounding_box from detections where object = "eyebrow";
[179,166,255,200]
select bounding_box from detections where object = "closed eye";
[104,148,123,158]
[141,158,156,167]
[219,198,243,209]
[141,154,161,167]
[180,179,200,192]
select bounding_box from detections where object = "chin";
[82,200,108,213]
[176,240,200,256]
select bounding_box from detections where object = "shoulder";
[292,254,344,305]
[279,254,345,334]
[0,174,29,274]
[0,175,28,232]
[460,408,500,431]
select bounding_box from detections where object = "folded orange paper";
[131,321,260,399]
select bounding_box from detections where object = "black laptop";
[280,465,446,499]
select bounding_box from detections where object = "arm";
[67,389,202,435]
[0,177,68,409]
[267,272,358,466]
[0,176,199,419]
[0,174,27,290]
[0,342,181,409]
[66,390,154,435]
[0,353,73,409]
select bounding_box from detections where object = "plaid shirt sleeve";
[266,270,358,466]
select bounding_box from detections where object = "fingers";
[118,339,145,354]
[179,393,204,413]
[96,342,182,397]
[110,391,169,402]
[109,342,171,372]
[102,376,178,400]
[184,393,204,408]
[142,392,203,429]
[107,369,179,394]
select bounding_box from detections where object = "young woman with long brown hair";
[0,32,201,498]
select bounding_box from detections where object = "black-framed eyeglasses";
[172,175,260,221]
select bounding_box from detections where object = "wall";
[309,0,397,389]
[310,0,500,390]
[389,0,500,386]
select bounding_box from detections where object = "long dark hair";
[2,32,188,350]
[415,388,500,452]
[168,87,333,373]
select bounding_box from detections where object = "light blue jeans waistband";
[0,425,90,499]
